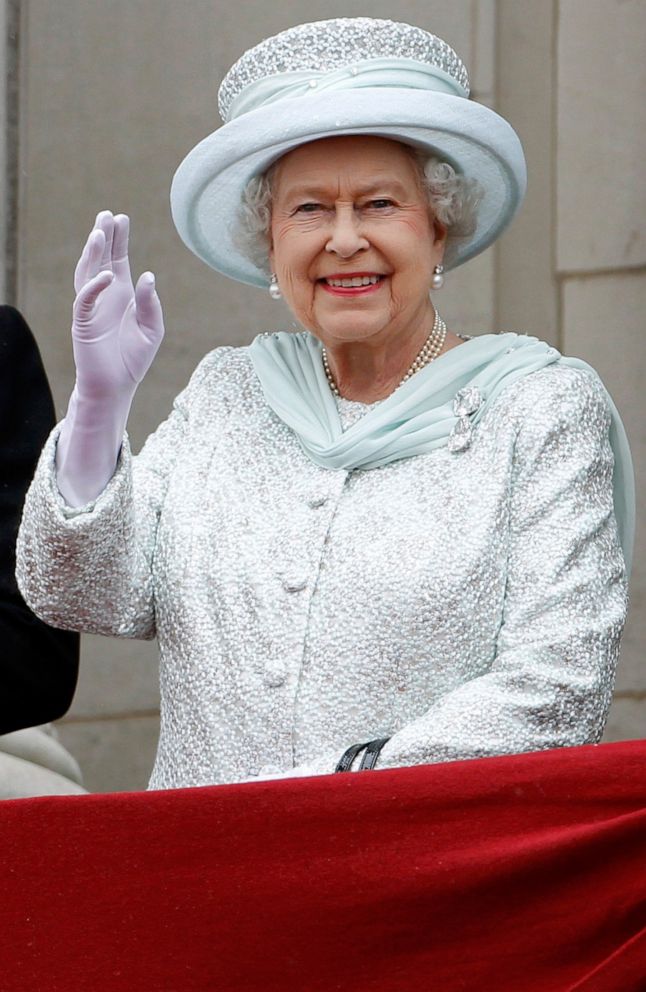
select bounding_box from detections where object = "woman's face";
[269,135,447,349]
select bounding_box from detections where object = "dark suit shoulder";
[0,306,56,434]
[0,305,39,355]
[0,306,79,733]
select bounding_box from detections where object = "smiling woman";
[16,17,634,791]
[265,135,460,401]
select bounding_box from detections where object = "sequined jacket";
[16,344,628,789]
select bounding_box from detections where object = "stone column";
[497,0,646,740]
[556,0,646,739]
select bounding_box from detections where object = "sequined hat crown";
[218,18,470,123]
[170,17,527,287]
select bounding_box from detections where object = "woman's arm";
[15,210,170,639]
[15,354,215,640]
[276,367,629,780]
[56,211,164,506]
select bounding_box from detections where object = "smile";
[319,274,386,295]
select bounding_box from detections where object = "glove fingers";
[134,272,165,341]
[73,270,114,329]
[111,213,132,282]
[95,210,115,271]
[74,228,105,294]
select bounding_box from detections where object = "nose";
[325,208,369,257]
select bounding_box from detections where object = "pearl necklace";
[321,310,447,398]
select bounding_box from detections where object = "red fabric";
[1,740,645,991]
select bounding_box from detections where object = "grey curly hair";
[234,143,484,276]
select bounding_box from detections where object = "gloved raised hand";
[55,211,165,506]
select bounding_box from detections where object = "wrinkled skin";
[269,135,463,402]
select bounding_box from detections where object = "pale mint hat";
[170,17,527,288]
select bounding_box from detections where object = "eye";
[295,202,322,213]
[368,198,395,209]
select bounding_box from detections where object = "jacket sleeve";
[280,368,629,781]
[16,353,219,641]
[0,306,80,733]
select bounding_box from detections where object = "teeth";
[325,275,381,287]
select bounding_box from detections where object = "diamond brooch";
[447,386,483,453]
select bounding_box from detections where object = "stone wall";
[556,1,646,740]
[3,0,643,791]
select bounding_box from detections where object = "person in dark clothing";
[0,305,79,734]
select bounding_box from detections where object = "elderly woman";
[17,18,634,789]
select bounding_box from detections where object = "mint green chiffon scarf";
[249,330,635,579]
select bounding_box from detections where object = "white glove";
[55,211,165,506]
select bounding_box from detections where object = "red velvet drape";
[1,740,645,991]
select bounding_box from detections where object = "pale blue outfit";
[16,331,633,788]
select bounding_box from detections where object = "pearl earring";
[431,264,445,290]
[269,273,282,300]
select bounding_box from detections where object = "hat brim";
[170,89,526,288]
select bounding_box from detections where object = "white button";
[282,576,308,593]
[307,495,328,508]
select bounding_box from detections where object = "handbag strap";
[335,741,372,772]
[358,737,391,771]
